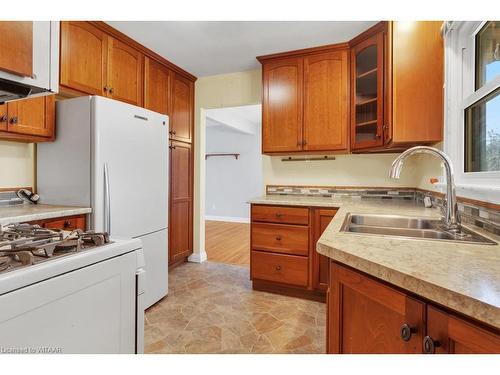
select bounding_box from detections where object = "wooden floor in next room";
[205,220,250,266]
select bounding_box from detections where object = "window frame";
[444,21,500,202]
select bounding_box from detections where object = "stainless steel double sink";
[340,214,497,245]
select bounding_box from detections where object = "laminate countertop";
[0,204,91,226]
[249,195,500,329]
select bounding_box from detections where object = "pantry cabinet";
[0,95,55,142]
[250,204,337,301]
[169,140,193,265]
[327,262,500,354]
[259,48,349,154]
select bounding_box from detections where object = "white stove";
[0,223,145,354]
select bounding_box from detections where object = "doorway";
[204,104,262,266]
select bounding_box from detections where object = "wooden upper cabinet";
[144,57,170,115]
[390,21,443,144]
[426,306,500,354]
[328,262,425,354]
[107,37,143,106]
[6,96,55,138]
[303,51,348,151]
[262,57,303,153]
[350,32,385,150]
[0,21,33,77]
[170,71,193,143]
[60,21,108,95]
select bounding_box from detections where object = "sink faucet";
[389,146,460,231]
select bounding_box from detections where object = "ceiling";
[106,21,377,77]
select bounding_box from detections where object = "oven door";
[0,251,137,354]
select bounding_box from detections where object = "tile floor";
[144,261,326,353]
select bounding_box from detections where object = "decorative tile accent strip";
[266,185,500,236]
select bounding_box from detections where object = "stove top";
[0,223,110,274]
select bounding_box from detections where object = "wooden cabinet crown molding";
[89,22,197,82]
[257,42,350,62]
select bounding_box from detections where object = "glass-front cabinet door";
[350,32,384,150]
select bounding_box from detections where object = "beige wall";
[0,141,35,188]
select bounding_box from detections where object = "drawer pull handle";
[63,220,72,229]
[423,336,440,354]
[275,236,282,241]
[400,323,416,342]
[275,266,281,271]
[275,213,283,218]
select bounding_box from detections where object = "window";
[444,21,500,201]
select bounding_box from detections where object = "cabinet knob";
[10,116,18,125]
[302,140,307,146]
[169,145,176,149]
[423,336,440,354]
[103,85,109,92]
[275,213,283,218]
[275,235,282,241]
[63,220,72,229]
[275,265,281,271]
[400,323,416,342]
[0,114,7,123]
[109,87,114,94]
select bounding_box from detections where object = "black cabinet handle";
[275,235,282,241]
[275,213,283,218]
[275,266,281,271]
[10,116,18,125]
[400,323,416,342]
[423,336,440,354]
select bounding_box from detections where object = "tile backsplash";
[266,185,500,236]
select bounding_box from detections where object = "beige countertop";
[249,195,500,329]
[0,204,92,226]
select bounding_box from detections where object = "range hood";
[0,78,46,104]
[0,21,59,104]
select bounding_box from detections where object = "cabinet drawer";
[251,251,308,287]
[43,216,86,231]
[252,223,309,256]
[251,205,309,225]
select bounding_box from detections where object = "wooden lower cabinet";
[28,214,87,231]
[250,204,337,300]
[327,262,500,354]
[168,140,193,265]
[0,95,55,142]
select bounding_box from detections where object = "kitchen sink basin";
[341,214,497,245]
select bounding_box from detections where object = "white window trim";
[443,21,500,203]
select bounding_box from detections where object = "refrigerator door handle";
[103,162,111,235]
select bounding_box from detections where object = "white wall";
[205,125,262,222]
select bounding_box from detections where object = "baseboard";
[205,215,250,223]
[188,250,207,263]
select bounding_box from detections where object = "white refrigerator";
[37,96,169,309]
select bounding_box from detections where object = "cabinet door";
[107,37,143,106]
[7,96,54,138]
[303,51,348,151]
[391,21,443,144]
[169,141,193,264]
[350,32,385,150]
[144,57,170,115]
[0,104,7,131]
[170,72,193,143]
[60,21,108,95]
[262,57,303,153]
[328,262,425,353]
[312,208,337,291]
[426,306,500,354]
[0,21,33,77]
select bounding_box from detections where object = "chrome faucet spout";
[389,146,460,231]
